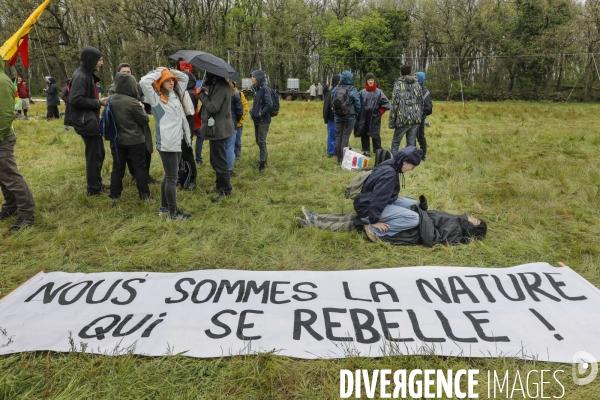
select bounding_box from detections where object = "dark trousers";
[360,133,382,154]
[209,138,232,195]
[335,120,354,161]
[80,135,106,194]
[254,123,269,162]
[0,135,35,217]
[417,121,427,157]
[46,106,59,119]
[158,151,181,214]
[178,138,197,186]
[110,143,149,198]
[127,149,152,178]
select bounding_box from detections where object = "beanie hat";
[365,72,375,82]
[153,69,178,103]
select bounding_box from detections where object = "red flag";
[7,35,29,68]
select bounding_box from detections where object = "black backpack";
[333,86,355,117]
[270,88,280,117]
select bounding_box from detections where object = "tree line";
[2,0,600,100]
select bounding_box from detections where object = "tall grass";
[1,101,599,398]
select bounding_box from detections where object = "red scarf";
[365,83,377,91]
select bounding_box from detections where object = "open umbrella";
[169,50,240,82]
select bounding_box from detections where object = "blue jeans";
[391,125,419,154]
[195,131,204,163]
[361,196,419,237]
[225,133,236,170]
[234,126,243,159]
[326,120,336,155]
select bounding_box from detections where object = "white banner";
[0,262,599,362]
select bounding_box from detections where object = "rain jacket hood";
[113,72,138,97]
[152,69,179,103]
[416,72,426,85]
[390,145,423,172]
[340,70,354,86]
[400,75,417,85]
[0,61,15,141]
[251,70,267,86]
[80,47,103,74]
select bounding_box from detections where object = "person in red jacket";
[15,76,33,119]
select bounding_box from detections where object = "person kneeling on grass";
[108,72,152,203]
[298,146,424,240]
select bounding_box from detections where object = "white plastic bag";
[341,147,370,171]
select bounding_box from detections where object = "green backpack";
[344,149,393,200]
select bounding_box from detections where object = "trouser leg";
[195,133,204,163]
[225,134,236,170]
[326,120,336,155]
[406,124,419,147]
[417,121,427,156]
[0,136,35,217]
[335,120,353,161]
[158,151,181,215]
[180,138,197,184]
[254,123,269,163]
[128,143,149,197]
[209,138,231,194]
[81,135,105,194]
[313,213,357,232]
[234,126,243,159]
[109,144,128,198]
[360,134,370,153]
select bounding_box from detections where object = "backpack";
[99,97,118,142]
[344,153,393,200]
[270,88,280,117]
[333,86,355,117]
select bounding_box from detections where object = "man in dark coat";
[250,69,273,172]
[322,74,340,157]
[69,47,107,196]
[354,72,390,157]
[43,77,60,120]
[199,72,234,202]
[108,72,151,201]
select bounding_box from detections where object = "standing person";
[108,72,151,202]
[317,82,323,100]
[227,81,244,177]
[43,77,60,120]
[61,78,72,131]
[139,67,192,220]
[69,47,107,196]
[107,62,157,185]
[233,81,248,161]
[322,74,340,158]
[0,61,35,231]
[415,72,432,161]
[198,72,234,202]
[330,70,361,165]
[323,81,329,97]
[354,72,390,157]
[176,70,199,191]
[250,70,273,172]
[309,83,316,101]
[15,76,32,119]
[389,65,424,154]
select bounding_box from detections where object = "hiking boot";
[364,224,379,242]
[0,210,17,221]
[301,206,318,223]
[167,210,192,221]
[158,207,168,216]
[294,217,311,228]
[211,193,231,203]
[183,182,196,191]
[258,161,266,172]
[419,195,428,211]
[147,176,158,184]
[86,191,102,197]
[206,187,219,194]
[9,215,35,232]
[363,151,371,158]
[229,170,237,178]
[140,193,154,205]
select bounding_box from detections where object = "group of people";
[308,82,327,101]
[323,65,432,165]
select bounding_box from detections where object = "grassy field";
[1,100,599,399]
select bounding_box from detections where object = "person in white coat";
[139,67,192,220]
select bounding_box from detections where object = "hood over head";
[80,47,103,74]
[251,70,266,86]
[340,70,354,86]
[400,75,417,84]
[152,69,178,103]
[48,77,56,84]
[416,72,426,85]
[392,145,423,172]
[184,71,197,90]
[114,72,138,97]
[331,74,341,86]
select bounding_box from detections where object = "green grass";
[1,101,599,399]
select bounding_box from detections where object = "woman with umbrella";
[199,72,234,202]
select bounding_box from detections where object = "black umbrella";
[169,50,240,82]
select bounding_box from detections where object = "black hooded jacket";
[45,77,60,107]
[323,74,340,123]
[69,47,103,136]
[353,146,423,224]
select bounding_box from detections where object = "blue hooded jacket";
[330,70,361,122]
[250,70,273,125]
[354,146,424,224]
